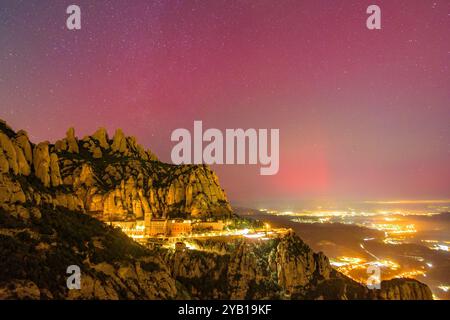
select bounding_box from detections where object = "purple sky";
[0,0,449,206]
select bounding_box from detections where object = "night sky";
[0,0,449,206]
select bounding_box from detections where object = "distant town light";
[438,285,449,292]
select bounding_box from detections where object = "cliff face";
[162,232,433,300]
[377,278,433,300]
[163,232,334,299]
[0,205,180,299]
[0,119,231,221]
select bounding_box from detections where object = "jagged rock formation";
[272,234,331,294]
[0,119,231,221]
[162,232,432,300]
[377,278,433,300]
[0,205,180,299]
[0,205,433,300]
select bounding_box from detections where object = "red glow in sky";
[0,1,449,206]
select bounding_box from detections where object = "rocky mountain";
[0,119,231,222]
[0,119,433,300]
[163,232,432,300]
[0,205,432,300]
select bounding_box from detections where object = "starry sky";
[0,0,449,207]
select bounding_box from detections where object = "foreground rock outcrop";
[0,205,180,299]
[377,278,433,300]
[162,232,432,300]
[0,205,433,300]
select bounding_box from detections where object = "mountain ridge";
[0,118,433,300]
[0,119,232,221]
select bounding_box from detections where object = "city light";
[438,286,449,293]
[259,206,450,299]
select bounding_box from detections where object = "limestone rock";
[1,119,232,221]
[274,232,332,294]
[66,127,79,153]
[378,278,433,300]
[111,128,127,153]
[54,192,84,211]
[0,175,26,204]
[13,143,31,175]
[0,280,41,299]
[92,127,109,149]
[0,132,18,175]
[50,153,62,187]
[75,163,96,187]
[92,147,102,158]
[54,139,67,152]
[15,130,33,163]
[33,142,51,187]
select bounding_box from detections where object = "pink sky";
[0,0,449,206]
